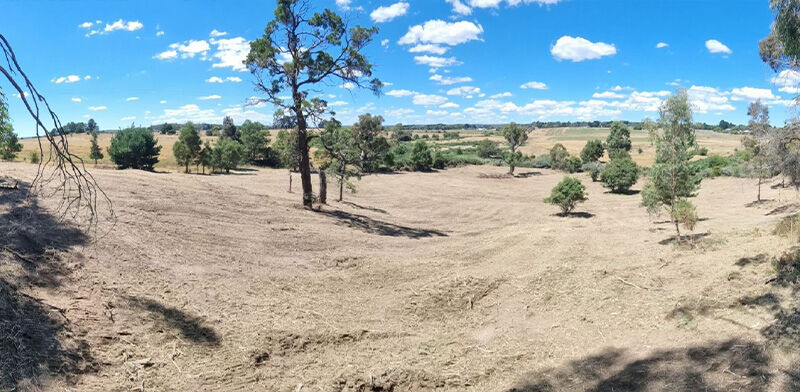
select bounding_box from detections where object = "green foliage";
[28,150,40,164]
[86,118,99,134]
[476,139,501,158]
[772,248,800,284]
[775,213,800,242]
[759,0,800,72]
[502,122,529,174]
[199,141,212,173]
[582,161,603,182]
[239,120,271,164]
[641,90,700,222]
[89,132,104,163]
[160,123,176,135]
[564,156,582,173]
[0,91,21,161]
[220,115,239,140]
[393,128,412,142]
[606,121,632,153]
[173,141,192,172]
[672,199,698,234]
[544,177,588,215]
[549,143,570,170]
[211,138,243,173]
[174,122,202,173]
[601,152,640,192]
[530,154,552,169]
[410,140,433,171]
[107,126,161,170]
[580,139,604,163]
[273,129,299,170]
[318,120,361,199]
[352,113,389,172]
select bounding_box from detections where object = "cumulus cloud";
[520,81,548,90]
[206,76,224,83]
[414,55,462,68]
[85,19,142,37]
[592,91,626,99]
[210,29,227,37]
[447,86,481,97]
[730,87,778,101]
[430,74,472,85]
[197,94,222,100]
[89,106,107,111]
[51,75,83,84]
[371,2,409,23]
[656,42,668,49]
[408,44,449,55]
[705,39,731,54]
[446,0,472,15]
[121,116,136,121]
[155,104,219,124]
[440,102,460,108]
[771,69,800,95]
[551,36,616,62]
[210,36,250,71]
[385,108,415,117]
[447,0,562,14]
[153,50,178,60]
[126,97,139,101]
[399,20,483,46]
[71,97,82,102]
[490,92,513,98]
[381,39,390,48]
[413,94,448,106]
[687,85,735,113]
[386,89,417,97]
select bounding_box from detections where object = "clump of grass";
[772,247,800,284]
[774,213,800,242]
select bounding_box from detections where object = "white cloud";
[772,69,800,87]
[210,29,228,37]
[705,39,731,54]
[385,108,414,117]
[206,76,224,83]
[51,74,82,84]
[226,76,242,83]
[89,106,107,111]
[386,89,417,97]
[656,42,669,49]
[520,81,548,90]
[86,19,143,37]
[156,104,219,124]
[687,85,735,113]
[730,87,778,101]
[71,97,82,102]
[340,82,356,90]
[430,74,472,85]
[490,92,513,98]
[381,39,390,48]
[78,22,93,29]
[440,102,460,108]
[160,100,167,104]
[329,101,349,107]
[399,20,483,46]
[427,110,448,116]
[126,97,139,101]
[156,30,165,37]
[197,94,222,100]
[780,86,800,94]
[551,36,616,62]
[414,55,462,68]
[413,94,448,106]
[169,40,211,59]
[370,2,409,23]
[121,116,136,121]
[447,86,481,97]
[592,91,626,99]
[12,92,30,99]
[409,44,449,55]
[336,0,353,9]
[210,37,250,72]
[154,50,178,60]
[446,0,472,15]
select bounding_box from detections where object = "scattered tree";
[0,91,21,161]
[173,122,202,173]
[86,118,99,134]
[318,119,360,201]
[549,143,569,171]
[580,139,604,163]
[274,129,300,192]
[352,113,390,172]
[600,151,639,193]
[108,126,162,170]
[744,100,775,201]
[220,115,239,140]
[476,139,501,159]
[544,177,588,215]
[211,138,243,173]
[160,123,176,135]
[410,140,432,171]
[501,122,529,175]
[246,0,382,208]
[89,131,104,164]
[240,120,271,164]
[606,121,632,153]
[199,140,212,174]
[641,89,701,242]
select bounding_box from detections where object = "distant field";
[15,127,746,170]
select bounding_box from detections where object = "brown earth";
[1,161,799,391]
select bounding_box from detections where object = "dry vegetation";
[3,156,800,391]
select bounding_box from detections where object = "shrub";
[772,248,800,283]
[393,130,413,142]
[550,143,569,170]
[107,127,161,170]
[775,213,800,242]
[211,139,243,173]
[531,154,552,169]
[601,153,640,192]
[410,140,432,171]
[606,121,632,153]
[582,161,603,182]
[672,199,698,235]
[544,177,588,215]
[28,150,40,164]
[580,139,604,163]
[698,146,709,156]
[476,139,501,158]
[564,156,582,173]
[638,146,643,154]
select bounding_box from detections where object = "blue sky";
[2,0,798,137]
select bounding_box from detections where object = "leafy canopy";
[544,177,588,215]
[107,126,162,170]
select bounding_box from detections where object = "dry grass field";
[15,127,746,171]
[2,160,800,391]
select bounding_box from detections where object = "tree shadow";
[507,339,772,392]
[658,232,711,245]
[516,171,543,178]
[317,209,447,239]
[340,201,389,214]
[735,253,769,267]
[605,189,641,195]
[125,296,220,345]
[766,203,800,216]
[553,211,595,219]
[745,199,775,208]
[0,182,95,390]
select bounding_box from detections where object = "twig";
[615,276,662,291]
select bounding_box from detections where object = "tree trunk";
[288,171,292,193]
[185,163,189,174]
[508,164,515,175]
[295,105,313,208]
[674,220,682,244]
[319,170,327,204]
[758,178,762,202]
[339,174,345,202]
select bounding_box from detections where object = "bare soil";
[1,161,799,391]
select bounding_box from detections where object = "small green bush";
[601,154,640,192]
[211,138,243,173]
[582,161,603,182]
[564,156,582,173]
[530,154,552,169]
[410,140,432,171]
[544,177,588,215]
[775,214,800,242]
[550,143,569,170]
[772,247,800,283]
[107,127,161,170]
[476,139,502,158]
[580,139,604,163]
[28,150,40,164]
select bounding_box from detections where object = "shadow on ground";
[318,209,447,239]
[125,296,220,345]
[507,339,772,392]
[0,182,94,390]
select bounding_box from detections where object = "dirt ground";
[2,161,800,391]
